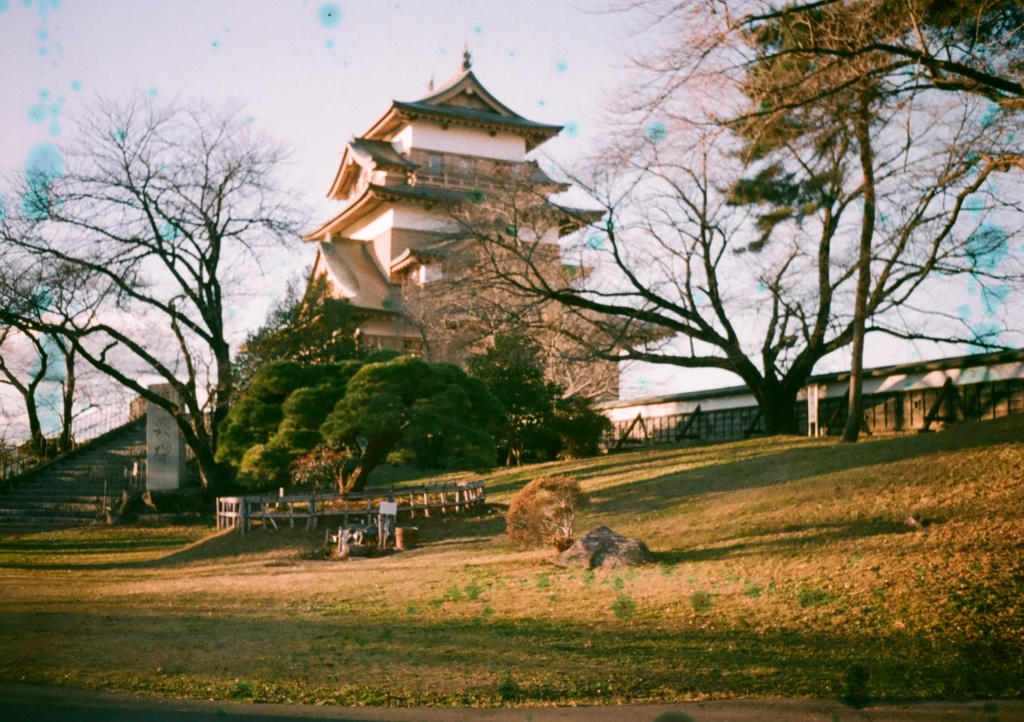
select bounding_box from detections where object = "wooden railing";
[215,481,486,534]
[412,170,484,189]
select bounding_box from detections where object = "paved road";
[2,683,1022,722]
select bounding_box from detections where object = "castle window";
[426,153,443,175]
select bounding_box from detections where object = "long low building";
[601,349,1024,446]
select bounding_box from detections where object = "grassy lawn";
[0,416,1021,706]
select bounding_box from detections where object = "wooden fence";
[605,376,1024,448]
[215,480,486,533]
[815,377,1024,436]
[607,403,767,448]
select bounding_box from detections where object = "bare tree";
[0,246,137,453]
[719,0,1024,440]
[0,98,301,491]
[448,80,1021,433]
[398,168,622,401]
[600,0,1024,438]
[0,326,50,455]
[434,1,1022,435]
[616,1,1024,114]
[723,0,1024,107]
[0,249,69,455]
[401,264,623,401]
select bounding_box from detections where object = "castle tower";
[304,52,588,354]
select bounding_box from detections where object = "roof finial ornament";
[427,72,434,92]
[462,43,472,71]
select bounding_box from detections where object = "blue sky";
[1,1,640,332]
[1,0,691,404]
[1,0,1019,407]
[1,0,628,218]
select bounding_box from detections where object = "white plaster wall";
[393,126,414,155]
[392,204,457,232]
[347,209,395,241]
[407,123,526,161]
[410,263,443,285]
[602,358,1024,426]
[820,360,1024,399]
[347,205,454,239]
[372,231,392,273]
[344,204,455,269]
[510,228,560,246]
[603,392,759,423]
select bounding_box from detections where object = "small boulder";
[551,526,653,569]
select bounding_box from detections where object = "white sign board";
[379,501,398,516]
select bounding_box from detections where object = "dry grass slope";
[0,415,1021,706]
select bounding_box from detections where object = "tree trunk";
[842,93,877,443]
[26,403,46,456]
[58,343,75,452]
[0,335,49,456]
[209,336,233,473]
[194,443,233,498]
[758,383,802,435]
[345,433,401,494]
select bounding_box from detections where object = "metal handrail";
[0,405,140,483]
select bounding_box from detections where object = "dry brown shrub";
[505,475,586,549]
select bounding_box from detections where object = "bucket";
[395,526,419,550]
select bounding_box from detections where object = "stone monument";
[146,383,186,490]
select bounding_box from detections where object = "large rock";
[551,526,653,569]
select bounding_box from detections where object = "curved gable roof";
[351,138,418,169]
[327,136,419,199]
[317,238,396,314]
[362,66,562,151]
[417,68,519,117]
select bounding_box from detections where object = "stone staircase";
[0,418,147,528]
